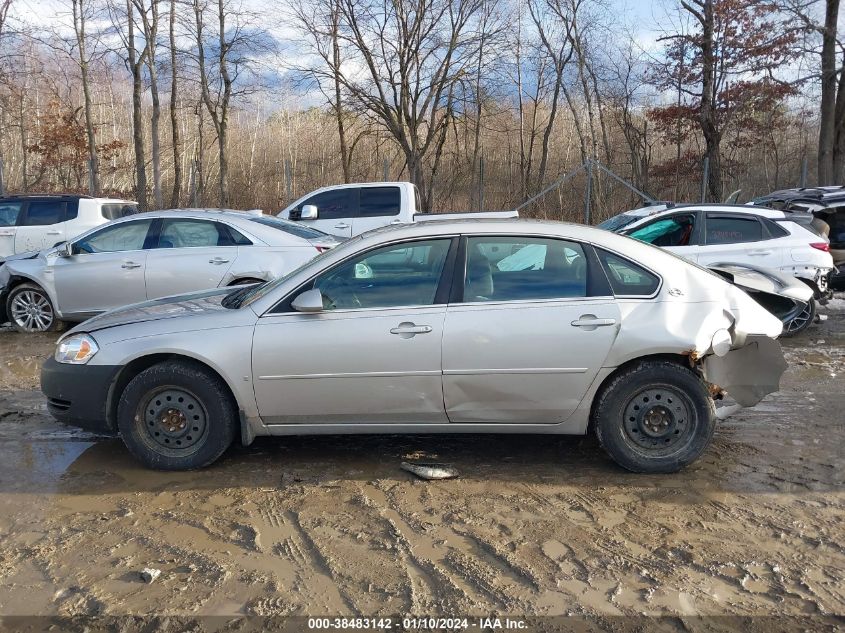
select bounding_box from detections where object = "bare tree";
[168,0,181,206]
[70,0,101,194]
[299,0,486,210]
[134,0,163,207]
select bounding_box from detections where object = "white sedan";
[0,210,339,332]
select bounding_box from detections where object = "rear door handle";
[46,230,62,235]
[748,249,772,256]
[571,315,617,329]
[121,261,142,269]
[209,257,230,264]
[390,322,432,338]
[334,223,350,229]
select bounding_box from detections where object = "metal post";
[383,158,389,181]
[584,159,593,225]
[0,157,5,197]
[800,157,808,188]
[701,156,710,202]
[88,157,96,196]
[189,161,198,207]
[478,156,485,212]
[284,159,292,201]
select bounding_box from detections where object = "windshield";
[248,215,331,240]
[598,213,640,232]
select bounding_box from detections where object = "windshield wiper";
[221,285,256,309]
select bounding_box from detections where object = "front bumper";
[41,357,121,435]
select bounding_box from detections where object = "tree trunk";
[819,0,840,184]
[127,0,147,210]
[330,0,350,183]
[74,0,100,195]
[168,0,181,207]
[698,0,722,201]
[831,47,845,181]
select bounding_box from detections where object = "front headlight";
[55,334,99,364]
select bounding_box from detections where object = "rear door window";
[360,187,401,216]
[463,236,589,302]
[704,214,763,244]
[19,200,65,226]
[157,219,236,248]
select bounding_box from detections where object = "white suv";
[0,194,138,258]
[599,204,835,333]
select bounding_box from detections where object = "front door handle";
[334,222,350,229]
[46,230,62,235]
[571,315,617,330]
[390,322,432,338]
[0,230,15,236]
[121,261,142,269]
[209,257,230,264]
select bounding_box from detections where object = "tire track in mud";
[356,481,546,613]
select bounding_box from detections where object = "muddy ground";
[0,300,843,632]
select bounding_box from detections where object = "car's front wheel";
[117,360,238,470]
[593,360,716,473]
[6,283,65,333]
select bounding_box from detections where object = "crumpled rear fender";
[701,335,787,407]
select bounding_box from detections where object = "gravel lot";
[0,298,842,630]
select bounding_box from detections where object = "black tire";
[593,360,716,473]
[781,299,816,338]
[117,361,238,470]
[6,282,66,333]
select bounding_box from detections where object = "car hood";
[74,287,234,333]
[0,248,44,265]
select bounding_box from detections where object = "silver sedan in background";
[0,210,339,332]
[41,220,787,474]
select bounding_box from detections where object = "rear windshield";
[250,215,329,240]
[101,203,139,220]
[598,213,640,232]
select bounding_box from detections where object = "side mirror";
[299,204,318,220]
[291,288,324,313]
[57,242,72,257]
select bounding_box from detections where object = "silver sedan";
[41,220,787,473]
[0,209,339,332]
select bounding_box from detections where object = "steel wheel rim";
[10,290,53,331]
[786,303,812,334]
[623,386,695,456]
[141,388,208,452]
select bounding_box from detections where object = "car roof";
[622,203,786,221]
[98,208,317,246]
[0,194,135,203]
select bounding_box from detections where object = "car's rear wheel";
[781,299,816,337]
[117,361,237,470]
[593,360,716,473]
[6,283,65,333]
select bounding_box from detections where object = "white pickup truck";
[276,182,518,238]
